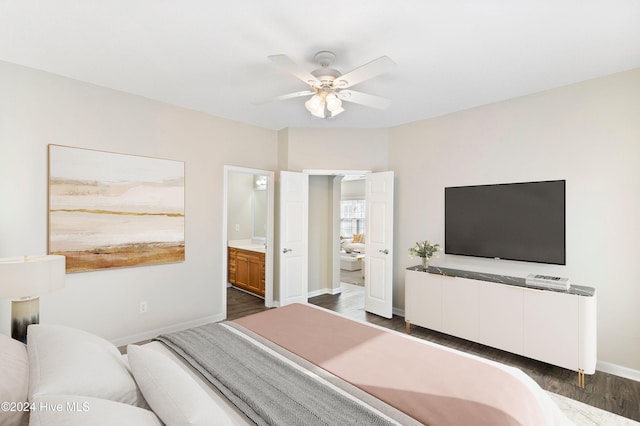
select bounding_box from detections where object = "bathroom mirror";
[252,175,267,240]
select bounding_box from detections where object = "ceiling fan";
[264,51,396,118]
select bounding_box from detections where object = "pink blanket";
[235,303,557,426]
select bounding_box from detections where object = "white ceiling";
[1,1,639,130]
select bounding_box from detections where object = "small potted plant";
[408,240,441,271]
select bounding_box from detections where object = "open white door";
[364,171,394,318]
[279,171,309,306]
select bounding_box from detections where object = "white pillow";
[28,395,162,426]
[127,344,232,426]
[27,325,146,407]
[0,333,29,426]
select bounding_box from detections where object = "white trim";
[392,307,405,318]
[308,287,343,298]
[307,289,326,298]
[110,314,223,347]
[596,360,640,382]
[303,169,371,176]
[332,176,343,294]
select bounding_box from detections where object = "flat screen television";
[445,180,566,265]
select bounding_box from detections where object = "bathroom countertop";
[228,239,266,253]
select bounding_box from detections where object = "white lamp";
[325,93,343,115]
[305,91,345,118]
[305,93,326,118]
[0,255,65,342]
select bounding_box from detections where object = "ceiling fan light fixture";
[325,93,342,112]
[310,109,326,118]
[305,93,323,111]
[267,51,396,120]
[305,93,328,118]
[330,106,345,117]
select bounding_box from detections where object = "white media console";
[405,261,597,387]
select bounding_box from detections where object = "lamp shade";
[325,93,342,112]
[0,255,66,299]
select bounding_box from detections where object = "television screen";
[445,180,566,265]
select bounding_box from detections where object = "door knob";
[379,249,389,254]
[282,248,292,253]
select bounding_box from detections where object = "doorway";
[222,166,275,319]
[302,169,395,318]
[339,176,367,288]
[304,170,371,304]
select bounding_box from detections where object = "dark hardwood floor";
[227,284,640,422]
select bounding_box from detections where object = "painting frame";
[48,145,185,273]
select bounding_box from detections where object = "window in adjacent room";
[340,199,366,236]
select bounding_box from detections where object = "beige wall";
[0,61,278,343]
[341,179,366,200]
[285,127,388,172]
[2,58,638,377]
[389,68,640,373]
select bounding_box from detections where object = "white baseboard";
[392,307,405,318]
[307,289,325,298]
[329,287,343,295]
[597,360,640,382]
[307,287,342,298]
[110,314,223,348]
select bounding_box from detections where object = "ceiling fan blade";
[337,90,392,110]
[271,90,315,102]
[333,56,396,89]
[268,54,321,87]
[252,90,315,105]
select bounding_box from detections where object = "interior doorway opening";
[304,170,369,301]
[339,176,367,289]
[222,166,275,319]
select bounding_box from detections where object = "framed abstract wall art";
[48,145,185,272]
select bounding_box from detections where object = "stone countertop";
[228,239,266,253]
[407,265,595,297]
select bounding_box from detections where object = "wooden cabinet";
[228,247,265,297]
[405,267,597,384]
[228,248,237,284]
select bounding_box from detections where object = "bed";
[1,303,573,425]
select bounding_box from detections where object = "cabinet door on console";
[523,288,579,371]
[442,277,480,342]
[405,270,443,332]
[478,282,523,355]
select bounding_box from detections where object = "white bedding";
[139,341,253,425]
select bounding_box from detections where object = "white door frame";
[222,165,275,318]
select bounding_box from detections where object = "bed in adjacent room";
[1,303,572,425]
